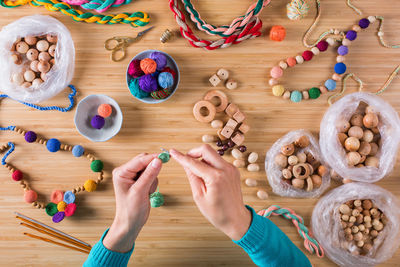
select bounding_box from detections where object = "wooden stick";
[20,222,91,252]
[15,212,91,248]
[23,233,90,254]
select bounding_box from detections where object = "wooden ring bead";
[292,163,310,179]
[193,100,216,123]
[203,90,228,113]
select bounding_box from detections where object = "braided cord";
[1,142,15,166]
[0,85,76,112]
[0,0,149,27]
[258,205,324,257]
[346,0,362,15]
[0,126,16,131]
[376,16,400,49]
[182,0,268,37]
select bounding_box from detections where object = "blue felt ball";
[334,62,347,75]
[325,79,337,91]
[72,145,84,157]
[290,90,302,103]
[47,138,61,153]
[91,115,105,129]
[63,191,76,204]
[158,72,174,89]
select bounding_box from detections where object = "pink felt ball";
[98,104,112,118]
[24,190,38,203]
[270,66,283,79]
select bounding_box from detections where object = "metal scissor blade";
[137,26,155,37]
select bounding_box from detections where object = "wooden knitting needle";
[23,233,90,254]
[20,222,91,252]
[15,212,91,248]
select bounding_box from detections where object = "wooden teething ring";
[193,100,216,122]
[203,90,229,112]
[293,163,310,179]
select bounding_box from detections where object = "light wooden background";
[0,0,400,266]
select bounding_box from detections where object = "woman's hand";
[170,145,251,240]
[103,153,162,253]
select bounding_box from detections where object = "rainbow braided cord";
[0,0,149,27]
[257,205,324,257]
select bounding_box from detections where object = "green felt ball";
[91,160,104,172]
[290,90,302,103]
[308,87,321,99]
[150,192,164,208]
[46,202,58,216]
[158,152,170,163]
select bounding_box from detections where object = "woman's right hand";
[170,145,251,241]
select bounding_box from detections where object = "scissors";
[105,26,154,62]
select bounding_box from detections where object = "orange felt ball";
[24,190,38,203]
[269,25,286,42]
[140,58,157,74]
[98,104,112,118]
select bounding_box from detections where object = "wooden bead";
[216,68,229,80]
[279,61,288,69]
[38,61,51,73]
[36,40,49,52]
[25,36,38,46]
[336,55,345,62]
[256,190,269,200]
[352,25,361,32]
[282,168,292,179]
[211,120,223,129]
[193,100,216,123]
[338,132,348,146]
[46,34,58,43]
[319,86,328,94]
[369,143,379,156]
[24,70,36,82]
[339,204,351,215]
[274,154,288,168]
[233,111,245,123]
[283,91,291,99]
[233,159,245,168]
[347,152,361,166]
[231,148,243,159]
[296,152,306,163]
[248,152,258,164]
[32,78,43,88]
[292,178,304,189]
[365,105,377,114]
[48,44,56,57]
[363,113,379,128]
[292,163,310,179]
[11,53,22,65]
[281,143,294,156]
[332,73,342,81]
[294,136,309,148]
[247,163,260,172]
[345,137,360,151]
[12,73,24,86]
[202,134,215,143]
[362,130,373,143]
[295,55,304,64]
[221,126,234,139]
[225,79,238,90]
[30,60,39,72]
[238,123,250,134]
[231,132,245,146]
[358,142,371,156]
[288,155,298,166]
[39,52,51,62]
[350,114,364,127]
[348,126,363,139]
[326,37,335,46]
[306,177,313,191]
[365,156,379,168]
[26,48,39,61]
[203,90,228,113]
[245,178,257,187]
[225,103,239,117]
[209,74,221,87]
[16,41,29,53]
[302,91,309,100]
[317,165,328,176]
[311,47,320,55]
[342,39,351,46]
[269,78,278,86]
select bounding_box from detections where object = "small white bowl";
[74,94,123,142]
[126,49,180,104]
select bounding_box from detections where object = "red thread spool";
[269,25,286,42]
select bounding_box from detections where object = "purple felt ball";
[359,18,370,29]
[337,45,348,56]
[139,74,158,92]
[25,131,37,143]
[52,211,65,223]
[128,59,144,78]
[91,115,105,129]
[149,52,167,71]
[346,30,357,41]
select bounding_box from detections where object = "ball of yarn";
[334,62,347,74]
[84,179,97,192]
[63,191,76,204]
[308,87,321,99]
[140,58,157,74]
[24,190,37,203]
[270,66,283,79]
[51,190,64,204]
[129,78,150,99]
[25,131,37,143]
[346,31,357,41]
[290,90,302,103]
[325,79,337,91]
[12,170,23,181]
[158,72,174,89]
[272,85,285,96]
[316,40,329,52]
[91,115,105,130]
[162,67,177,79]
[139,74,158,92]
[46,202,58,216]
[337,45,348,56]
[269,25,286,42]
[52,211,65,223]
[65,203,77,217]
[91,160,103,172]
[98,104,112,118]
[302,50,313,61]
[150,52,167,71]
[151,88,172,100]
[57,201,67,212]
[287,0,309,20]
[128,59,144,78]
[151,71,160,79]
[150,191,164,208]
[46,138,61,153]
[72,145,84,157]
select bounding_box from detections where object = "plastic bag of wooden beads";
[312,182,400,267]
[0,15,75,103]
[320,92,400,183]
[265,129,331,198]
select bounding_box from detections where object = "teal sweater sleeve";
[83,229,134,267]
[233,206,312,267]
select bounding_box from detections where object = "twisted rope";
[257,205,324,257]
[0,0,149,27]
[63,0,131,13]
[1,142,15,166]
[169,0,268,50]
[287,0,309,21]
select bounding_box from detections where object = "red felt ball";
[65,203,77,217]
[302,50,313,61]
[269,25,286,42]
[12,170,23,181]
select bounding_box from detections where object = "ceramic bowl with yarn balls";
[74,94,123,142]
[126,49,180,104]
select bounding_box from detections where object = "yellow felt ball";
[272,85,285,96]
[84,179,97,192]
[57,201,67,212]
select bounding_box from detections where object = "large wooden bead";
[36,40,49,52]
[365,156,379,168]
[39,52,51,62]
[38,61,51,73]
[281,143,295,156]
[23,70,36,82]
[48,45,57,57]
[16,41,29,53]
[347,152,361,166]
[26,49,39,61]
[274,154,288,168]
[345,137,360,152]
[46,33,58,43]
[363,113,379,128]
[358,142,371,156]
[292,178,305,189]
[348,126,363,139]
[25,36,38,46]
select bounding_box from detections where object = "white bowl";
[126,49,180,104]
[74,94,123,142]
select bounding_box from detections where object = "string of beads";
[0,0,150,28]
[257,205,324,257]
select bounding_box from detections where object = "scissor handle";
[104,37,124,51]
[110,46,127,62]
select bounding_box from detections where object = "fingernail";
[151,158,162,168]
[170,149,178,157]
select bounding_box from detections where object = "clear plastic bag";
[0,15,75,104]
[265,129,331,198]
[312,182,400,267]
[320,92,400,183]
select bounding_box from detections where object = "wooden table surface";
[0,0,400,266]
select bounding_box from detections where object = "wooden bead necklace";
[0,125,105,223]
